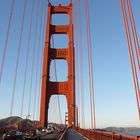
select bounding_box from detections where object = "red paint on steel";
[84,0,96,129]
[126,0,140,72]
[120,0,140,119]
[36,3,47,121]
[33,1,44,121]
[51,35,62,124]
[76,0,85,128]
[76,128,140,140]
[40,2,76,127]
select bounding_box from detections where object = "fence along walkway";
[76,128,140,140]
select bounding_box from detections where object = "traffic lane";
[40,131,61,140]
[40,133,58,140]
[0,134,58,140]
[0,130,62,140]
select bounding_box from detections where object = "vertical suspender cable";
[33,1,44,121]
[49,5,62,125]
[10,0,27,116]
[0,0,15,84]
[84,0,96,129]
[75,0,81,128]
[49,2,63,122]
[127,0,140,54]
[126,0,140,72]
[120,0,140,119]
[20,0,35,118]
[28,0,40,117]
[36,2,47,120]
[73,0,79,127]
[77,0,85,128]
[51,35,62,124]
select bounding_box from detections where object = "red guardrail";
[75,128,140,140]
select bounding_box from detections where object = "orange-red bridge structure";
[0,0,140,140]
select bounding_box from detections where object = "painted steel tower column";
[40,2,75,127]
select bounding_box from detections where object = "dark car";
[3,130,23,140]
[23,129,40,140]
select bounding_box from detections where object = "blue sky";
[0,0,140,128]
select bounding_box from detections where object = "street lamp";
[26,115,30,128]
[75,106,78,127]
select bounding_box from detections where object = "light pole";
[26,115,30,128]
[75,106,78,127]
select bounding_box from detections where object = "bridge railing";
[75,127,140,140]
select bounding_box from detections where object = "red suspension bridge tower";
[40,1,75,127]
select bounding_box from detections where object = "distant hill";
[1,117,140,133]
[103,127,140,132]
[0,116,38,128]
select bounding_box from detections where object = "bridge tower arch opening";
[48,95,68,124]
[49,60,68,82]
[40,1,75,127]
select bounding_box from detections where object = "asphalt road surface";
[0,129,89,140]
[40,130,61,140]
[66,129,89,140]
[0,130,61,140]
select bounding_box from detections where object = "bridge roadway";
[0,128,88,140]
[40,129,62,140]
[40,128,88,140]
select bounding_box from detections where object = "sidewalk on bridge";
[66,128,89,140]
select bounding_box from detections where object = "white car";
[23,129,40,140]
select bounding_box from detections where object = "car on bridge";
[22,129,41,140]
[2,130,23,140]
